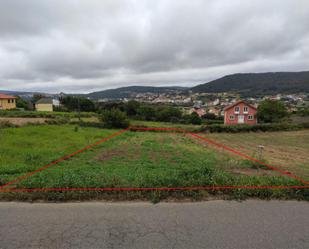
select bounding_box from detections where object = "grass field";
[0,125,117,186]
[130,119,204,130]
[0,125,308,201]
[206,130,309,181]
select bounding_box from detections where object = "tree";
[136,105,156,121]
[15,96,29,109]
[257,100,288,123]
[96,101,126,112]
[100,109,130,128]
[189,112,202,125]
[125,100,140,116]
[202,113,217,120]
[60,96,96,112]
[32,94,46,103]
[157,106,182,122]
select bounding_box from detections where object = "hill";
[191,71,309,95]
[0,90,34,95]
[86,86,188,99]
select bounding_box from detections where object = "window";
[248,115,254,120]
[244,106,248,113]
[8,99,11,103]
[229,115,235,120]
[234,106,240,113]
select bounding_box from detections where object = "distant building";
[0,93,16,110]
[212,98,220,106]
[52,99,60,106]
[35,98,54,112]
[190,104,206,117]
[207,107,221,116]
[224,100,257,125]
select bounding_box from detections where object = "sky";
[0,0,309,93]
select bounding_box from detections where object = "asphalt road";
[0,200,308,249]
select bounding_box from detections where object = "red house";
[224,100,257,125]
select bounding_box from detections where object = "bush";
[157,107,182,122]
[125,100,140,116]
[0,120,16,129]
[60,96,96,112]
[189,112,202,125]
[100,109,130,128]
[136,105,156,121]
[197,122,309,133]
[201,113,217,120]
[45,117,70,125]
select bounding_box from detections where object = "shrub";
[0,120,16,128]
[136,105,157,121]
[100,109,130,128]
[201,113,217,120]
[189,112,202,125]
[45,117,70,125]
[60,96,96,112]
[197,122,308,133]
[125,100,140,116]
[157,106,182,122]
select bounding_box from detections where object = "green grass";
[0,125,308,201]
[0,125,117,185]
[0,110,97,119]
[130,119,203,131]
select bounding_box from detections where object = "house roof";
[0,93,16,99]
[224,100,257,111]
[36,98,53,104]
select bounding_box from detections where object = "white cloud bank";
[0,0,308,93]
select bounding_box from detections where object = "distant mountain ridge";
[0,90,56,99]
[191,71,309,95]
[0,90,35,95]
[1,71,308,99]
[86,86,188,99]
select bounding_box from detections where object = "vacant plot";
[0,125,308,201]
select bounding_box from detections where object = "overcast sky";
[0,0,309,93]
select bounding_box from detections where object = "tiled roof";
[0,93,16,99]
[36,98,53,104]
[224,100,257,111]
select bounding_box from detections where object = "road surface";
[0,200,308,249]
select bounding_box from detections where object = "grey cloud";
[0,0,309,93]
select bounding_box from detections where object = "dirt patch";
[96,150,128,161]
[95,144,142,162]
[148,150,180,164]
[0,117,48,126]
[228,168,277,176]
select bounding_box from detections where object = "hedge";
[0,110,97,119]
[196,122,309,133]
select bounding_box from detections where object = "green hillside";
[191,71,309,95]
